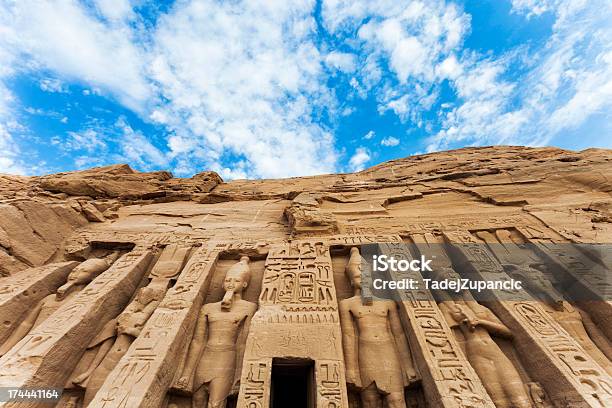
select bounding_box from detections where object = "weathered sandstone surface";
[0,146,610,408]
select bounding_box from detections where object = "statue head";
[346,247,362,289]
[56,258,111,300]
[117,283,166,335]
[222,256,251,310]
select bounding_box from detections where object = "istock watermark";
[372,254,432,272]
[358,242,611,302]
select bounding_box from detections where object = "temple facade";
[0,146,610,408]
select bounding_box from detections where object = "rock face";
[0,146,610,408]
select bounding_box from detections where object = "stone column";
[444,230,612,407]
[237,240,349,408]
[0,250,153,408]
[0,261,78,345]
[87,245,219,408]
[376,242,495,408]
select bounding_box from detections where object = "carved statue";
[175,256,257,408]
[339,247,417,408]
[511,267,612,376]
[69,279,167,406]
[0,253,119,356]
[430,267,532,408]
[476,230,612,375]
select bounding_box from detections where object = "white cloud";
[436,55,462,80]
[0,12,25,175]
[326,1,470,84]
[1,0,610,177]
[40,78,68,93]
[379,94,410,120]
[0,123,24,174]
[348,147,370,171]
[510,0,566,17]
[325,51,356,73]
[148,0,338,178]
[323,1,471,129]
[0,0,342,179]
[427,56,524,151]
[116,118,168,169]
[64,129,108,153]
[381,136,400,146]
[1,0,150,112]
[94,0,134,22]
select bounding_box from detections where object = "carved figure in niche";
[68,278,168,406]
[339,247,417,408]
[430,267,532,408]
[476,230,612,375]
[513,268,612,375]
[175,256,257,408]
[0,253,120,356]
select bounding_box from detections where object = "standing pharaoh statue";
[68,279,168,406]
[175,256,257,408]
[339,247,417,408]
[431,266,532,408]
[414,233,532,408]
[0,253,119,356]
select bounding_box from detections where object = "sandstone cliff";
[0,145,610,408]
[1,146,609,276]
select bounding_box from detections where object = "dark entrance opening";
[270,358,314,408]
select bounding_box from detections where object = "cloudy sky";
[1,0,610,179]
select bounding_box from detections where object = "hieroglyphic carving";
[0,261,78,346]
[258,240,338,323]
[377,241,495,408]
[402,215,528,234]
[527,239,612,299]
[0,250,153,407]
[87,245,219,408]
[241,359,272,408]
[237,240,348,408]
[316,360,344,408]
[445,230,612,408]
[326,234,402,246]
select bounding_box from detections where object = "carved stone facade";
[0,146,611,407]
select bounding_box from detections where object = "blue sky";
[0,0,610,179]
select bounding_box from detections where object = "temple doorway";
[270,358,315,408]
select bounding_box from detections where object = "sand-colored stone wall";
[0,146,611,407]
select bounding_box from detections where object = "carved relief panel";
[237,240,349,408]
[444,230,612,407]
